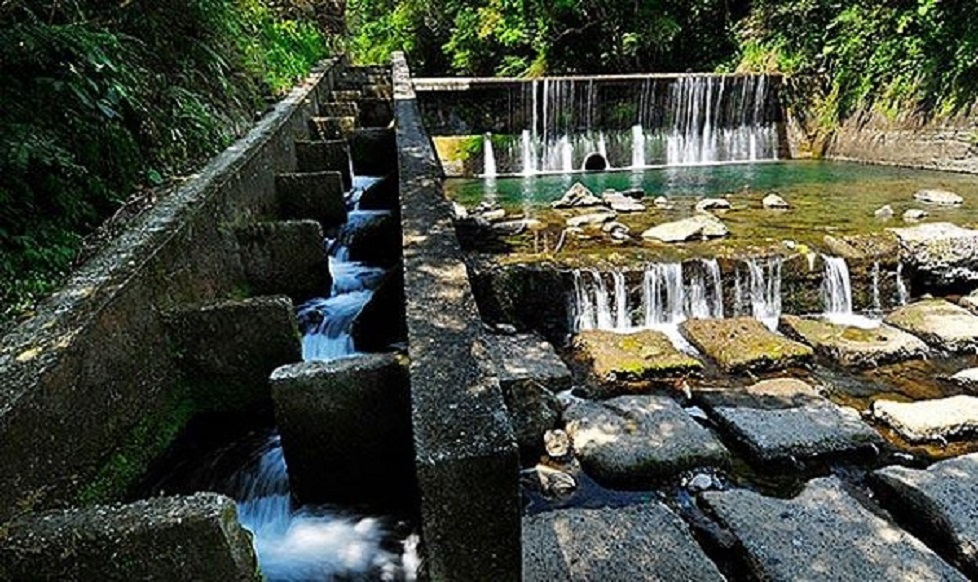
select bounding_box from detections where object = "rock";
[903,208,929,222]
[951,368,978,391]
[698,378,881,463]
[480,208,506,221]
[566,211,616,228]
[0,493,260,581]
[884,299,978,354]
[695,198,732,212]
[492,219,543,235]
[680,317,814,373]
[653,196,672,209]
[564,395,729,485]
[872,395,978,443]
[914,189,964,206]
[961,289,978,314]
[778,315,929,368]
[641,214,730,243]
[551,182,603,208]
[701,477,964,581]
[601,221,630,234]
[762,193,790,209]
[351,265,406,352]
[622,188,645,200]
[337,210,401,266]
[888,222,978,286]
[544,429,572,460]
[357,174,399,211]
[452,202,468,220]
[531,464,578,497]
[271,354,413,507]
[686,473,716,493]
[350,127,397,176]
[875,204,895,219]
[523,504,724,581]
[872,453,978,578]
[571,330,703,394]
[602,191,646,213]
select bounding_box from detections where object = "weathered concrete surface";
[350,265,407,352]
[888,222,978,287]
[873,453,978,577]
[701,477,965,581]
[351,127,397,177]
[294,140,352,189]
[699,378,882,463]
[872,396,978,443]
[884,299,978,354]
[680,317,813,373]
[235,220,332,302]
[571,329,702,392]
[275,171,347,229]
[394,52,520,580]
[0,62,337,519]
[485,333,570,454]
[564,395,729,486]
[779,315,929,368]
[523,504,724,581]
[270,354,413,507]
[318,101,358,119]
[0,493,259,581]
[164,296,301,411]
[308,115,357,140]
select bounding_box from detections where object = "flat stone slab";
[888,222,978,285]
[701,477,965,581]
[680,317,814,373]
[564,395,729,485]
[523,504,724,581]
[873,453,978,577]
[699,378,882,463]
[872,396,978,443]
[779,315,929,368]
[571,329,702,390]
[641,214,729,242]
[0,493,259,581]
[962,290,978,314]
[884,299,978,354]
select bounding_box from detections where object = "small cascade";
[821,256,879,328]
[482,133,497,178]
[571,270,624,331]
[613,271,629,330]
[739,257,782,330]
[871,261,881,313]
[520,130,536,176]
[685,258,724,319]
[631,125,646,169]
[642,263,685,326]
[896,262,910,305]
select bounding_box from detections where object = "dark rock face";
[351,265,406,352]
[270,354,414,509]
[235,220,332,303]
[0,493,260,581]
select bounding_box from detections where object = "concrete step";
[235,220,331,302]
[307,115,357,140]
[318,101,358,119]
[294,140,352,189]
[275,170,347,229]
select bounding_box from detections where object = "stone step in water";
[873,453,978,578]
[680,317,813,373]
[884,299,978,354]
[235,220,331,302]
[294,140,352,188]
[275,171,347,229]
[872,396,978,443]
[308,115,357,140]
[697,378,882,463]
[523,504,724,580]
[778,315,929,368]
[564,395,730,486]
[0,493,260,581]
[701,477,966,581]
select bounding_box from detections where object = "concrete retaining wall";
[394,52,521,580]
[0,60,341,521]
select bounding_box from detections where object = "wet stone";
[564,395,730,486]
[884,299,978,354]
[914,189,964,206]
[872,396,978,444]
[873,453,978,578]
[551,182,603,209]
[566,211,617,228]
[571,330,703,395]
[695,198,732,212]
[778,315,929,368]
[701,477,965,581]
[961,290,978,314]
[951,368,978,392]
[523,504,725,581]
[641,214,729,242]
[888,222,978,286]
[680,317,814,374]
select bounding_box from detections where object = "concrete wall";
[393,53,522,581]
[0,60,340,521]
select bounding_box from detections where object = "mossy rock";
[680,317,813,374]
[884,299,978,354]
[779,315,929,368]
[571,330,702,394]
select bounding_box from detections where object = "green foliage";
[0,1,327,324]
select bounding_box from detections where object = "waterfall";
[482,133,497,178]
[686,259,724,319]
[740,257,782,330]
[821,256,880,328]
[896,262,910,305]
[613,271,629,329]
[871,261,881,313]
[642,263,685,325]
[631,125,646,169]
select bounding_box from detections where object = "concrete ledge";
[351,127,397,176]
[275,171,347,229]
[235,220,331,302]
[0,493,259,581]
[294,140,352,189]
[308,116,356,140]
[394,52,521,581]
[0,61,339,519]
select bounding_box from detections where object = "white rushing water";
[482,132,497,178]
[736,257,782,330]
[896,262,910,305]
[821,256,880,329]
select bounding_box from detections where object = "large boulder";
[884,299,978,354]
[551,182,603,209]
[0,493,260,581]
[641,214,729,243]
[680,317,814,373]
[887,222,978,286]
[564,395,730,486]
[778,315,929,368]
[872,395,978,443]
[571,329,702,396]
[523,504,724,581]
[701,477,964,581]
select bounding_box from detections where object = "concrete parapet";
[394,51,521,581]
[0,493,260,581]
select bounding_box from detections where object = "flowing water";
[483,133,497,178]
[821,256,879,329]
[736,257,782,330]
